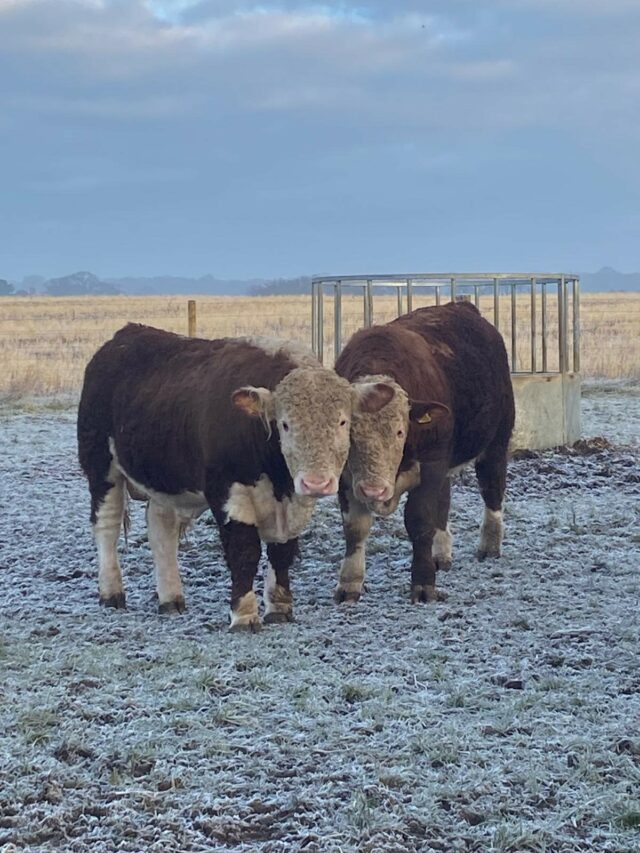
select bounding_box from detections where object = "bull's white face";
[347,376,451,515]
[233,369,393,497]
[348,378,410,512]
[272,369,352,496]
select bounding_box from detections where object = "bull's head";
[346,375,451,515]
[232,368,393,497]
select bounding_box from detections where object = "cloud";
[2,0,636,136]
[1,0,639,277]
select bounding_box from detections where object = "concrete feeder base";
[510,373,581,451]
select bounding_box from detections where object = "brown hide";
[335,302,515,507]
[78,323,354,518]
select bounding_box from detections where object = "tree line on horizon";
[2,268,640,296]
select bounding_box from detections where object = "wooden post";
[187,300,197,337]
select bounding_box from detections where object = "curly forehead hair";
[276,367,353,410]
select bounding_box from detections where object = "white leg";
[229,590,260,631]
[94,472,126,608]
[147,501,185,613]
[263,563,293,621]
[335,493,373,604]
[432,523,453,571]
[478,508,503,560]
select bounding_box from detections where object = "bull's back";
[78,325,211,478]
[393,303,514,462]
[77,324,293,494]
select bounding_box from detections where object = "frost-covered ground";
[1,382,639,852]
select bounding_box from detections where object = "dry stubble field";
[0,291,639,396]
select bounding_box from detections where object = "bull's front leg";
[403,474,444,604]
[432,477,453,572]
[264,540,298,624]
[335,484,373,604]
[216,517,263,632]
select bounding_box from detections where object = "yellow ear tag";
[416,412,432,424]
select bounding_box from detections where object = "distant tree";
[250,276,311,296]
[0,278,14,295]
[44,271,120,296]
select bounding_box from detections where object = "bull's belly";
[224,474,315,543]
[109,438,208,522]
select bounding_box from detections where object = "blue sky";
[1,0,639,280]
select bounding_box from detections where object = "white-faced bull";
[77,324,390,631]
[334,301,515,604]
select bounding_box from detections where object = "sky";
[1,0,639,281]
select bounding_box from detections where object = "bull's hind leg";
[432,478,453,572]
[92,463,126,609]
[147,502,185,614]
[335,485,372,604]
[264,540,298,624]
[475,435,509,561]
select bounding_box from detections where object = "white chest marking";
[224,474,315,543]
[108,438,208,522]
[390,456,478,498]
[395,462,421,496]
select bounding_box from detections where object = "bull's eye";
[397,429,404,438]
[281,421,289,432]
[339,418,348,427]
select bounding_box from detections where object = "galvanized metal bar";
[511,283,517,372]
[541,283,548,372]
[317,282,324,364]
[406,279,413,313]
[396,287,403,317]
[530,277,537,373]
[564,279,571,373]
[311,271,580,284]
[493,277,499,330]
[450,277,456,302]
[365,279,373,327]
[334,281,342,363]
[563,276,570,374]
[311,279,318,356]
[474,285,480,309]
[558,277,566,374]
[435,285,441,306]
[572,277,581,373]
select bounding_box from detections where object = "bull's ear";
[232,386,275,421]
[409,400,450,427]
[352,381,395,414]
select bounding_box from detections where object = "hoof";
[100,592,126,610]
[477,548,500,562]
[411,585,446,604]
[435,557,452,572]
[334,588,362,605]
[264,611,294,625]
[159,596,186,615]
[229,618,262,634]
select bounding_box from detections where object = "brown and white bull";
[77,324,390,631]
[334,301,515,604]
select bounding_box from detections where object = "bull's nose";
[299,475,337,496]
[360,484,388,500]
